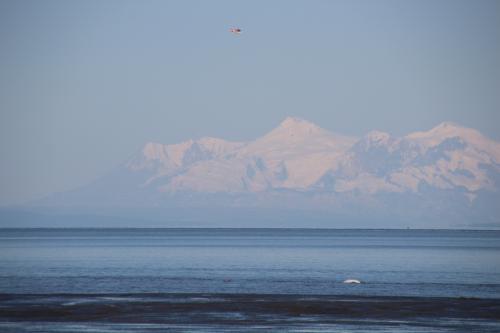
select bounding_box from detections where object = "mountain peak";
[430,121,467,133]
[404,122,500,162]
[267,117,328,139]
[277,117,319,131]
[407,121,478,143]
[364,130,392,143]
[435,121,461,128]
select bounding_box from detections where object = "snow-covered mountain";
[26,117,500,228]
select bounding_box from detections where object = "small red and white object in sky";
[229,28,242,35]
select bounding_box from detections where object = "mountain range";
[8,117,500,228]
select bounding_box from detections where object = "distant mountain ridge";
[123,117,500,197]
[22,117,500,228]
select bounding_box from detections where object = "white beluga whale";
[343,279,361,284]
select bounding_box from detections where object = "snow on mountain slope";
[234,117,357,189]
[152,117,357,193]
[121,118,499,198]
[397,123,500,194]
[125,137,245,187]
[407,122,500,161]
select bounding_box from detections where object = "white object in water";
[343,279,361,284]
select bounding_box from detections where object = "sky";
[1,0,499,205]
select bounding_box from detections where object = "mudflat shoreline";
[1,293,499,323]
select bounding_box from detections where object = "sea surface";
[0,228,499,332]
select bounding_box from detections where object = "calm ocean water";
[1,228,499,332]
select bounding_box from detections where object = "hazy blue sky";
[1,0,499,204]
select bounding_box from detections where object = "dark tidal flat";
[1,228,500,332]
[1,293,500,332]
